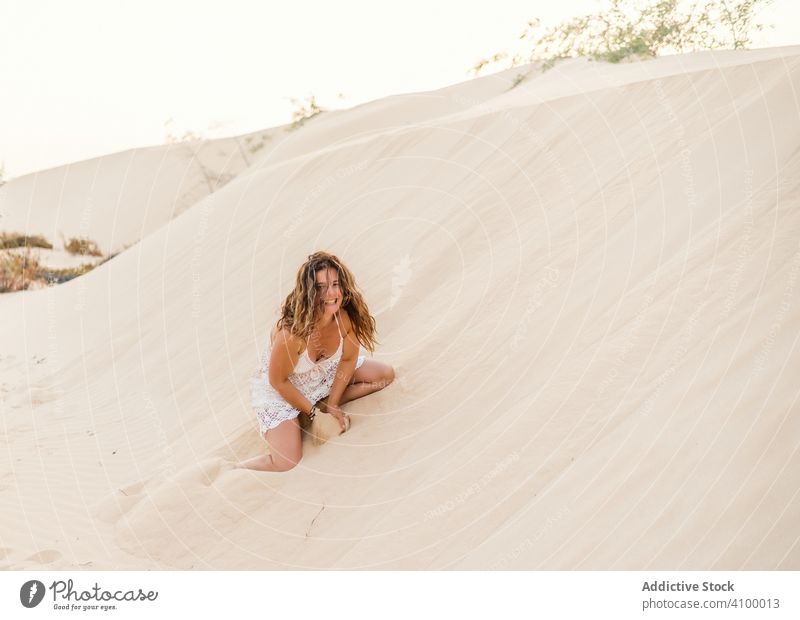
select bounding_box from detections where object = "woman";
[238,251,395,472]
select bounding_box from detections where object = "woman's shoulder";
[338,309,354,334]
[270,323,302,350]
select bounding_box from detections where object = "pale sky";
[1,0,798,180]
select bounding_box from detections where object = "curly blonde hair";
[275,251,378,353]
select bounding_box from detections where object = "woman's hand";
[321,401,348,432]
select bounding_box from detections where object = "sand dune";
[0,127,278,255]
[1,46,799,570]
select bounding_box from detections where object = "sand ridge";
[1,46,799,570]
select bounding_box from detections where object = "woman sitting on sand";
[238,251,395,472]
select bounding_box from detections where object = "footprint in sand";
[0,471,13,492]
[167,457,237,487]
[93,458,238,528]
[118,480,147,497]
[29,386,60,407]
[113,460,241,561]
[25,549,62,564]
[91,479,151,524]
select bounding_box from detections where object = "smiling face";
[314,266,342,318]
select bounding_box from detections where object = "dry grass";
[0,232,53,250]
[0,249,41,292]
[1,248,102,292]
[64,237,103,257]
[38,262,97,286]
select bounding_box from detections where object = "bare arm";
[268,329,314,415]
[327,313,359,407]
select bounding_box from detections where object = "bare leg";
[237,453,281,471]
[237,417,302,472]
[316,360,395,410]
[237,363,395,471]
[318,379,391,408]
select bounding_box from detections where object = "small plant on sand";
[471,0,775,83]
[164,117,204,145]
[0,232,53,250]
[0,248,40,292]
[242,132,273,156]
[1,249,106,292]
[164,117,237,196]
[0,237,125,292]
[37,262,97,286]
[288,95,324,130]
[64,236,103,257]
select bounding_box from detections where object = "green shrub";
[243,132,272,155]
[472,0,775,80]
[288,95,324,130]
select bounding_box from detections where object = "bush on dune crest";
[0,248,101,292]
[472,0,775,81]
[0,232,115,292]
[64,236,103,257]
[288,95,324,130]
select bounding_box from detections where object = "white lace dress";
[250,312,366,435]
